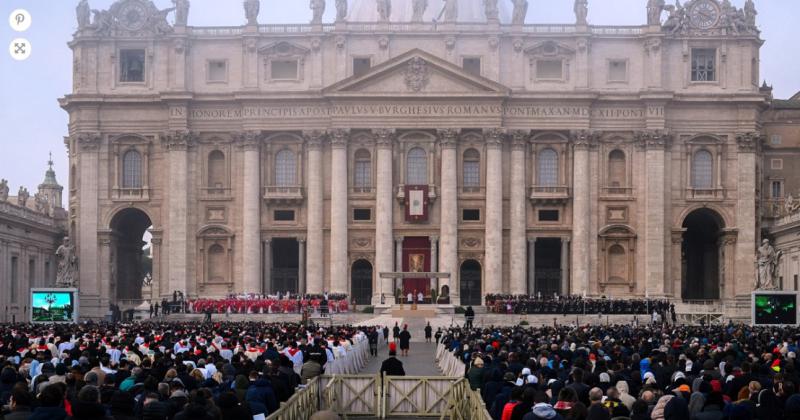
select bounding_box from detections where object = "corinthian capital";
[735,132,762,152]
[234,131,262,151]
[162,130,196,151]
[303,130,326,150]
[570,130,596,149]
[373,129,395,148]
[328,129,350,148]
[75,132,102,152]
[635,130,672,150]
[483,128,506,147]
[437,128,459,149]
[510,130,530,150]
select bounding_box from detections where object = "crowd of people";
[0,321,380,420]
[186,293,350,315]
[485,295,674,318]
[439,323,800,420]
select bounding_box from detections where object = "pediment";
[324,49,509,97]
[524,41,576,57]
[258,41,310,57]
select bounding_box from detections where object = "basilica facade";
[62,0,766,318]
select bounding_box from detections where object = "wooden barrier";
[266,376,320,420]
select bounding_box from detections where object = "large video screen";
[31,290,77,323]
[753,293,798,325]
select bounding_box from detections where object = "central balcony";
[263,185,304,205]
[529,185,570,204]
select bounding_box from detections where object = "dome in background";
[347,0,513,24]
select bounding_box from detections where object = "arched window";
[207,244,226,282]
[608,150,626,187]
[406,147,428,185]
[122,150,143,188]
[692,150,713,189]
[463,148,480,188]
[608,244,627,283]
[353,149,372,189]
[207,150,226,189]
[537,148,559,186]
[275,149,296,186]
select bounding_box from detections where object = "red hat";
[389,342,397,352]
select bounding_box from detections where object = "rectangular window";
[353,57,371,77]
[462,209,481,221]
[120,49,146,83]
[536,60,563,80]
[462,57,481,76]
[771,159,783,170]
[771,135,782,145]
[463,161,480,188]
[771,180,783,199]
[274,210,295,221]
[10,257,18,303]
[353,208,372,221]
[271,60,299,80]
[207,60,228,82]
[691,49,716,82]
[538,210,560,222]
[608,60,627,82]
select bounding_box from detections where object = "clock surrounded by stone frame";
[689,0,721,29]
[117,1,149,31]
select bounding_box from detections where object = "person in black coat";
[424,323,432,343]
[399,325,411,356]
[380,343,405,377]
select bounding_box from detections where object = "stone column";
[484,129,505,295]
[395,236,404,297]
[374,129,395,304]
[298,238,306,294]
[263,239,272,294]
[76,134,101,316]
[528,238,536,295]
[430,235,439,295]
[640,131,669,297]
[509,131,528,296]
[305,131,325,294]
[238,132,262,294]
[150,233,163,298]
[570,131,592,296]
[164,131,192,298]
[329,129,349,294]
[735,133,759,298]
[438,129,459,303]
[561,237,570,296]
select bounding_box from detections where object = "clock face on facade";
[118,2,148,31]
[689,0,721,29]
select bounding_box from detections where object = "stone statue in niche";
[335,0,348,22]
[412,0,428,22]
[310,0,325,24]
[511,0,528,25]
[574,0,588,25]
[0,179,8,202]
[755,238,782,290]
[76,0,91,29]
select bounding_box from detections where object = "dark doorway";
[682,209,723,300]
[272,238,299,294]
[110,208,152,301]
[535,238,561,296]
[460,260,482,306]
[351,260,373,305]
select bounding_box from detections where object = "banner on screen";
[30,288,79,323]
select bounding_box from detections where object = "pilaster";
[509,130,528,295]
[734,132,760,298]
[637,130,671,297]
[437,128,459,303]
[236,131,262,294]
[76,133,101,317]
[374,129,395,304]
[304,130,325,294]
[163,130,194,298]
[329,129,350,294]
[570,130,593,296]
[484,128,505,295]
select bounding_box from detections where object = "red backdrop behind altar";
[402,236,431,296]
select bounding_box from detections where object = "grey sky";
[1,0,797,199]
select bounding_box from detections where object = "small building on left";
[0,157,68,322]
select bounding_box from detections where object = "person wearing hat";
[467,357,486,390]
[399,325,411,357]
[380,343,405,377]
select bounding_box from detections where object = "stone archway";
[459,260,482,306]
[351,259,373,305]
[681,208,724,300]
[109,208,152,302]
